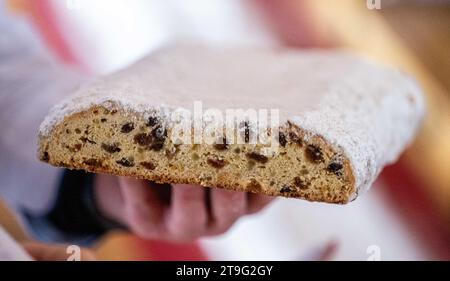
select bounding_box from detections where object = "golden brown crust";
[38,106,356,204]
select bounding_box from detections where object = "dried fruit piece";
[149,126,167,151]
[214,143,228,150]
[101,118,107,123]
[80,136,96,144]
[289,132,303,146]
[146,116,159,127]
[149,141,164,151]
[121,122,135,133]
[84,158,102,167]
[140,161,156,170]
[279,132,287,147]
[116,157,135,167]
[41,151,50,162]
[101,143,121,153]
[293,177,309,189]
[246,152,269,163]
[134,133,152,146]
[327,162,343,175]
[214,137,228,151]
[207,158,227,168]
[280,186,294,193]
[305,145,323,163]
[134,129,165,150]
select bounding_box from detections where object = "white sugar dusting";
[38,45,425,197]
[291,66,425,195]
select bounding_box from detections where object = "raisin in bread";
[37,46,425,204]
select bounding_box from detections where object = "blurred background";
[2,0,450,260]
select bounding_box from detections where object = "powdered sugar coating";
[291,65,425,196]
[38,45,425,196]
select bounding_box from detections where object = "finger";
[167,184,208,241]
[247,193,274,214]
[23,242,96,261]
[119,177,167,237]
[94,174,124,223]
[208,188,247,235]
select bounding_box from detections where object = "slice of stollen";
[38,45,425,203]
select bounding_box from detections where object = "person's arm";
[0,1,93,243]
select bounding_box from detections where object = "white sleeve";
[0,1,87,214]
